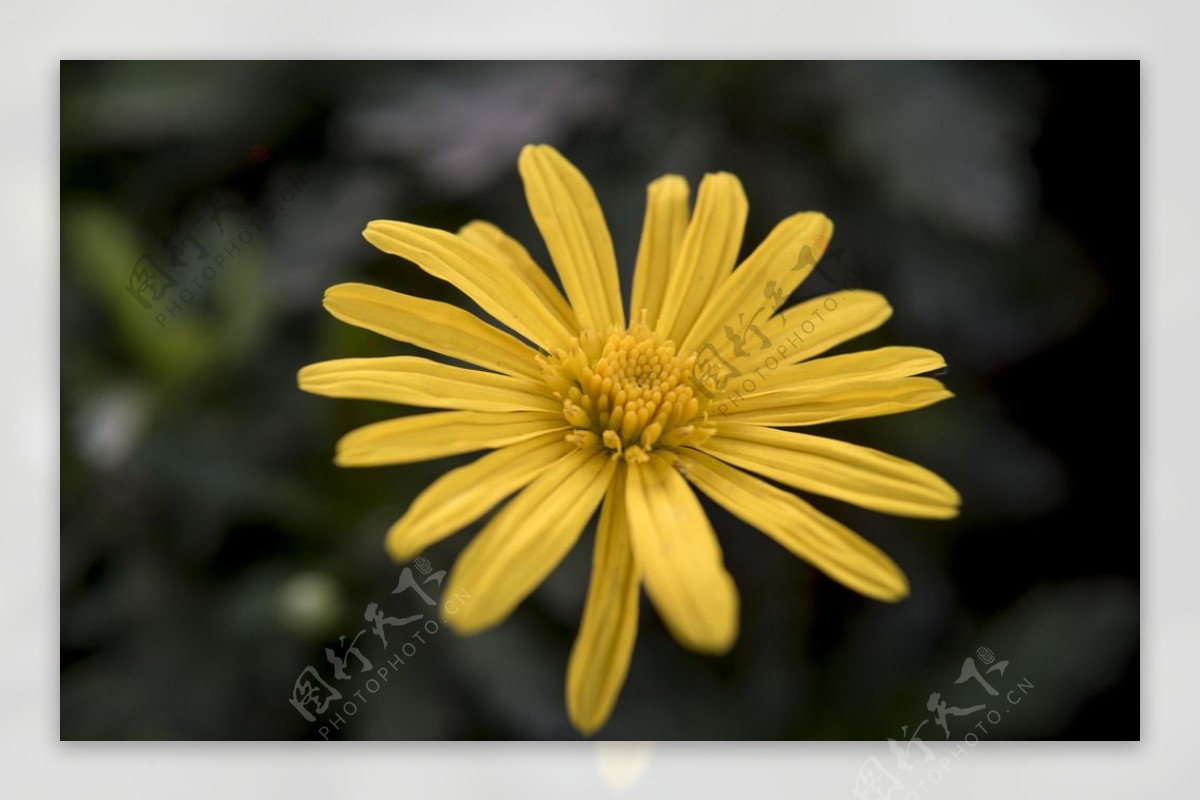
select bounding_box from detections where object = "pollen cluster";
[541,321,716,463]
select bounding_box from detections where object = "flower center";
[541,321,716,463]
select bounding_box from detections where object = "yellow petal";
[518,144,625,330]
[566,471,640,736]
[629,175,689,330]
[322,283,542,380]
[702,290,894,377]
[716,377,954,426]
[677,450,909,601]
[363,220,575,350]
[335,410,564,467]
[700,423,960,519]
[750,290,893,368]
[458,220,579,333]
[681,212,833,356]
[657,173,748,343]
[299,355,560,413]
[443,448,616,634]
[733,347,946,401]
[386,430,575,562]
[624,455,738,654]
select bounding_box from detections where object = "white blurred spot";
[278,571,343,637]
[73,384,148,470]
[594,741,656,793]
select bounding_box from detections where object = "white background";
[3,1,1187,797]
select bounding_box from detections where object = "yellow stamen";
[543,320,717,463]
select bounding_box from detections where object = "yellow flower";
[299,144,960,736]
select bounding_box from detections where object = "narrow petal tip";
[439,594,491,637]
[671,577,740,656]
[384,522,418,565]
[878,570,912,603]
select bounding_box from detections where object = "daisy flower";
[299,144,960,735]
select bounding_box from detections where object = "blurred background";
[60,61,1138,740]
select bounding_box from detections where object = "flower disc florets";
[541,320,716,463]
